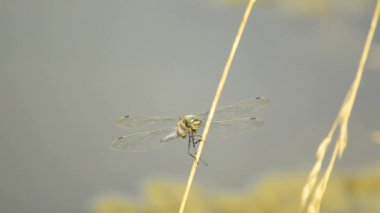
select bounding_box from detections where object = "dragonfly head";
[184,115,202,131]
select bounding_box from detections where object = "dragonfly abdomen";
[160,131,178,142]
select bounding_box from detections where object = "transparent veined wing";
[113,97,268,150]
[111,128,179,152]
[203,117,264,139]
[199,97,269,121]
[116,115,178,132]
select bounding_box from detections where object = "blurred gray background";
[1,0,380,212]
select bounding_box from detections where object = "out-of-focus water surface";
[1,0,379,212]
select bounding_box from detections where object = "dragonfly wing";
[199,97,269,121]
[203,117,264,140]
[111,128,178,152]
[116,115,178,132]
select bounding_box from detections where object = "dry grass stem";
[178,0,257,212]
[301,1,380,212]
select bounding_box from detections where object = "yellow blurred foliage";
[93,171,380,213]
[220,0,333,16]
[219,0,372,17]
[371,130,380,144]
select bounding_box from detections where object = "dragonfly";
[112,97,269,164]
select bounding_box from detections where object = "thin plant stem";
[178,1,257,212]
[301,1,380,212]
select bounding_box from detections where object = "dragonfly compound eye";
[190,118,202,130]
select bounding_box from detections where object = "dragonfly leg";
[191,133,196,149]
[187,140,198,162]
[190,133,203,145]
[194,137,203,145]
[187,134,208,166]
[187,137,192,156]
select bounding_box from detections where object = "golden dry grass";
[301,1,380,212]
[178,0,257,212]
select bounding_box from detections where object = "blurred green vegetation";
[94,171,380,213]
[224,0,333,15]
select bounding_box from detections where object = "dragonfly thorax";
[176,115,202,138]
